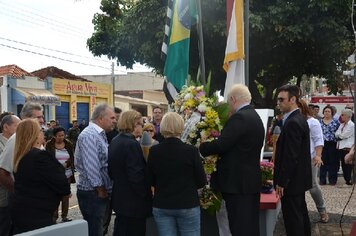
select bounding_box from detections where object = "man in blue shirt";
[75,103,116,236]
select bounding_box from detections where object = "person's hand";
[275,185,284,198]
[345,154,354,164]
[313,156,323,167]
[96,186,108,199]
[200,136,207,143]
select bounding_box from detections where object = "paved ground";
[274,178,356,236]
[64,176,356,235]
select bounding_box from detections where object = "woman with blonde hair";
[147,112,206,236]
[142,123,159,145]
[11,119,70,234]
[108,110,152,236]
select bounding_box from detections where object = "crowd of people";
[0,83,354,236]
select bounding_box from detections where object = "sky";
[0,0,151,75]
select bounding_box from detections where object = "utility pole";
[196,0,206,85]
[111,62,115,106]
[244,0,249,87]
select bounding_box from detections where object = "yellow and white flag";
[223,0,245,100]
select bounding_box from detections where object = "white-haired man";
[199,84,265,236]
[0,114,20,236]
[75,103,116,236]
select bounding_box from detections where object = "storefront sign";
[27,95,61,106]
[52,78,111,97]
[311,96,354,104]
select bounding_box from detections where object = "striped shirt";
[75,122,112,192]
[55,148,72,178]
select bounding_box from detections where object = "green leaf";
[214,103,229,126]
[204,71,212,96]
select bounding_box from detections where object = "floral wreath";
[172,85,229,213]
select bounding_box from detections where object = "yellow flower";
[205,108,219,128]
[184,98,197,109]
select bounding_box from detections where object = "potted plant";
[260,161,274,194]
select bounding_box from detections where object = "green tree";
[87,0,354,108]
[249,0,354,107]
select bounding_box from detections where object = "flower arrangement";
[173,85,227,146]
[172,84,229,213]
[260,161,274,189]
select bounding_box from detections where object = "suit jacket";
[147,137,206,209]
[12,148,70,231]
[199,105,265,194]
[274,109,312,195]
[108,133,152,218]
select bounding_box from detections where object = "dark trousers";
[77,190,110,236]
[338,149,353,184]
[320,141,339,184]
[222,192,260,236]
[53,195,70,221]
[103,198,112,235]
[114,215,146,236]
[0,206,11,236]
[281,194,311,236]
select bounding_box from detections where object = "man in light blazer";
[199,84,265,236]
[274,85,312,236]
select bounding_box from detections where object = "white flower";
[184,93,193,100]
[200,130,209,140]
[189,132,197,138]
[197,103,207,112]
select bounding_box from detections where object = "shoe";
[320,212,329,223]
[62,218,72,222]
[319,182,326,185]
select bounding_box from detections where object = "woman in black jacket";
[147,112,206,236]
[46,126,75,223]
[12,119,70,234]
[108,110,152,236]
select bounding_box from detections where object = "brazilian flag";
[163,0,197,90]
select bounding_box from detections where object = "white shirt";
[0,133,15,207]
[335,120,354,150]
[0,133,16,178]
[307,117,324,158]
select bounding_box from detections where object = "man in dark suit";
[274,85,312,236]
[199,84,265,236]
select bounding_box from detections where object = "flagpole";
[244,0,249,87]
[196,0,206,85]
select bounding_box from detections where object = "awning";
[14,87,61,106]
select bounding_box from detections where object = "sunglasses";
[146,129,154,132]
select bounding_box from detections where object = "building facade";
[0,65,112,130]
[51,78,112,129]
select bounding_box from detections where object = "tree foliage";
[87,0,354,108]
